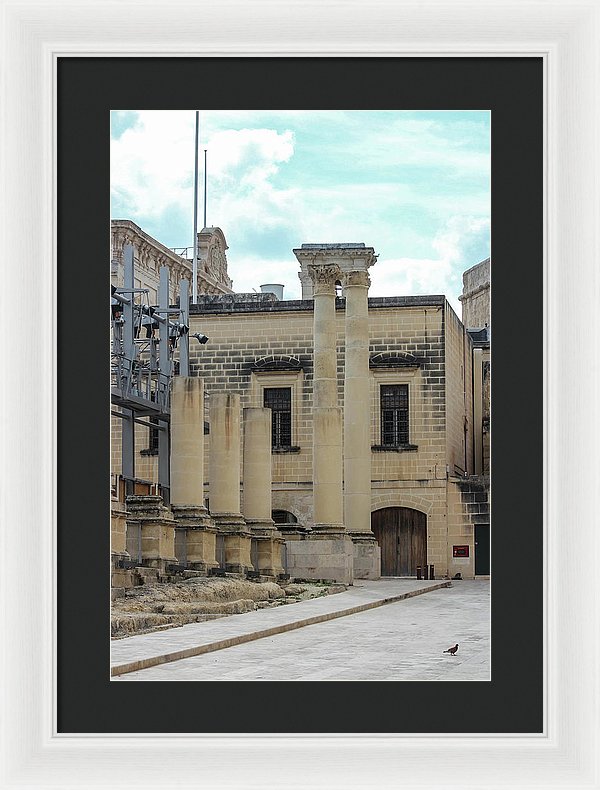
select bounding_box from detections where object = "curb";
[111,580,451,677]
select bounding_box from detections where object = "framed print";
[59,57,538,732]
[1,1,599,788]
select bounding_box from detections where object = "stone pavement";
[112,579,490,681]
[111,578,448,676]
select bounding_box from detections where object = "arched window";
[272,510,298,525]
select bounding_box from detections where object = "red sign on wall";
[453,545,469,558]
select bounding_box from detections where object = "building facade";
[111,223,491,582]
[110,221,233,484]
[459,257,491,477]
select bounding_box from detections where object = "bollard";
[430,564,435,580]
[423,564,429,580]
[416,565,422,580]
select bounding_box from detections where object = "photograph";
[109,109,492,682]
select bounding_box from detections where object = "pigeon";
[443,643,459,656]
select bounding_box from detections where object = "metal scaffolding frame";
[110,243,192,503]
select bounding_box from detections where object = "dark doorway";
[475,525,490,575]
[371,507,427,576]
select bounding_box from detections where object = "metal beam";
[110,389,170,419]
[121,408,135,493]
[111,411,168,429]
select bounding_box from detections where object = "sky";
[110,110,490,315]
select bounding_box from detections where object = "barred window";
[149,417,159,453]
[264,387,292,448]
[380,384,409,445]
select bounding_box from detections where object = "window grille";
[264,387,292,448]
[380,384,409,445]
[149,417,159,453]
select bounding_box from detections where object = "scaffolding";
[110,243,192,503]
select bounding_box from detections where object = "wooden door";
[371,507,427,576]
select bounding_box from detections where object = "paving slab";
[114,580,490,682]
[111,578,449,676]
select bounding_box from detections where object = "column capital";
[307,263,341,296]
[341,269,371,288]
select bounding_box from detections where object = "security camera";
[191,333,209,344]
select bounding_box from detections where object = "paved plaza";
[113,580,490,681]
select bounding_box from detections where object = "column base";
[212,512,253,574]
[126,495,177,575]
[111,551,131,569]
[284,534,354,584]
[348,531,378,543]
[111,498,129,557]
[171,505,219,572]
[247,518,285,577]
[311,522,348,538]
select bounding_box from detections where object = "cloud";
[370,215,491,315]
[226,255,302,299]
[111,112,297,248]
[111,110,491,310]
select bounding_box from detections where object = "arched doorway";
[371,507,427,576]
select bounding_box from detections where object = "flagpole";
[192,110,199,304]
[203,148,207,229]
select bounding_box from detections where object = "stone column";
[342,268,380,579]
[308,263,345,535]
[209,392,252,574]
[170,376,217,573]
[243,407,284,578]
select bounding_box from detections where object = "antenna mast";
[203,148,207,229]
[192,111,199,304]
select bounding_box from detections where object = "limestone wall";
[111,220,233,300]
[187,299,466,491]
[459,257,490,330]
[368,304,446,482]
[111,414,159,484]
[444,302,474,476]
[482,357,491,475]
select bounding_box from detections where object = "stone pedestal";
[243,407,284,577]
[352,541,382,581]
[211,513,253,573]
[111,497,129,565]
[171,505,218,573]
[285,535,354,584]
[125,494,176,574]
[209,393,252,573]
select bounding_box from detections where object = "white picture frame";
[1,1,598,788]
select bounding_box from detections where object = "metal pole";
[158,266,171,502]
[192,111,199,304]
[179,278,190,377]
[122,244,136,492]
[203,148,207,229]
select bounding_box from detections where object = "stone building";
[459,257,490,331]
[459,257,491,478]
[110,221,233,484]
[111,223,491,583]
